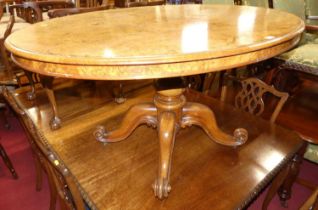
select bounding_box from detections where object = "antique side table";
[5,5,304,198]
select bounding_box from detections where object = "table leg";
[40,76,61,130]
[24,71,36,100]
[114,83,126,104]
[95,88,248,199]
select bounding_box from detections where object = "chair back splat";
[234,78,288,123]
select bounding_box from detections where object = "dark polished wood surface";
[8,84,303,209]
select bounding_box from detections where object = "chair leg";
[44,163,57,210]
[34,155,43,191]
[114,83,126,104]
[0,42,12,74]
[0,107,10,129]
[0,143,18,179]
[24,71,36,100]
[262,161,290,210]
[278,142,307,207]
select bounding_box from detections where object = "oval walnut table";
[5,4,304,199]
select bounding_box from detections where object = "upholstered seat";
[276,43,318,75]
[305,144,318,164]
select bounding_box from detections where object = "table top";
[8,83,303,209]
[5,5,304,80]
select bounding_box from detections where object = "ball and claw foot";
[152,178,171,199]
[50,116,61,130]
[27,92,36,101]
[233,128,248,144]
[94,125,108,143]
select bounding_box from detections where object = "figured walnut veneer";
[5,5,304,80]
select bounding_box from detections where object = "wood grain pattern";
[5,5,304,80]
[8,84,303,209]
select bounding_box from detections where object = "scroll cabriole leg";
[152,111,176,199]
[181,102,248,146]
[94,103,157,143]
[40,76,61,130]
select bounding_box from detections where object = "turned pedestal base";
[94,88,248,199]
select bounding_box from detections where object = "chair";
[2,85,87,210]
[265,0,318,84]
[25,115,86,210]
[47,5,110,18]
[216,76,295,209]
[0,13,29,166]
[0,142,18,179]
[0,14,31,128]
[201,0,236,4]
[114,0,165,8]
[234,77,289,123]
[9,1,74,23]
[300,187,318,210]
[2,86,48,190]
[242,0,268,7]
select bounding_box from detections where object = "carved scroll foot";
[94,103,157,143]
[153,112,176,199]
[182,102,248,146]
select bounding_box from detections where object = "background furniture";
[233,77,288,123]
